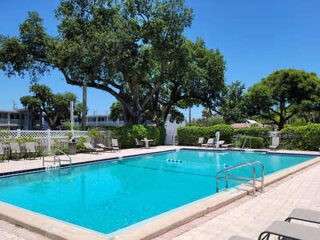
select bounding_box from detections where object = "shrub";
[234,127,271,137]
[145,126,160,145]
[177,124,234,146]
[88,128,102,138]
[239,136,264,149]
[279,124,320,151]
[111,125,162,148]
[234,127,272,148]
[76,136,87,153]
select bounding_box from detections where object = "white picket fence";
[0,130,92,153]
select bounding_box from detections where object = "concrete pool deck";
[0,146,320,240]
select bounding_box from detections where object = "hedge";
[234,127,271,137]
[111,125,162,148]
[279,124,320,151]
[239,136,264,149]
[177,125,234,146]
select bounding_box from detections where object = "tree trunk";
[278,116,286,130]
[82,82,87,130]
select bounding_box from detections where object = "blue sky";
[1,0,320,118]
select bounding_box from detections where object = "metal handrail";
[54,149,72,167]
[216,160,264,196]
[42,149,72,167]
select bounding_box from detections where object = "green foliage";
[246,69,320,130]
[215,81,248,123]
[239,136,264,149]
[145,126,161,145]
[109,102,123,121]
[111,125,161,148]
[87,128,102,138]
[15,136,36,144]
[63,122,81,131]
[235,127,271,137]
[20,84,81,129]
[76,136,87,153]
[0,1,226,126]
[177,125,234,145]
[191,117,225,127]
[279,124,320,150]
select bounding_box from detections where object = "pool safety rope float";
[167,159,182,164]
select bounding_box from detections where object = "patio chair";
[84,142,103,153]
[229,237,251,240]
[229,221,320,240]
[0,143,7,162]
[135,138,143,148]
[285,208,320,224]
[215,140,225,148]
[9,142,21,160]
[111,139,120,151]
[201,138,214,147]
[258,221,320,240]
[25,142,37,159]
[96,143,114,152]
[269,137,279,150]
[221,143,234,148]
[198,137,204,146]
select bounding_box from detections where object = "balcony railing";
[0,118,8,124]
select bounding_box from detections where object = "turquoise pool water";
[0,150,314,234]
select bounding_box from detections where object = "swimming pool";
[0,150,314,235]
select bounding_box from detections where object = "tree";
[218,81,247,123]
[20,84,80,129]
[0,0,225,127]
[146,38,226,127]
[109,101,123,121]
[246,69,320,130]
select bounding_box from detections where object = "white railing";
[0,130,95,153]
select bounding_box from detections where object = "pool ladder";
[42,149,72,168]
[216,161,264,196]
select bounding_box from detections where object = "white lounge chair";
[230,221,320,240]
[285,208,320,224]
[10,142,21,160]
[25,142,37,159]
[135,138,143,148]
[111,139,120,151]
[84,142,103,153]
[269,137,279,150]
[215,140,225,148]
[96,143,114,152]
[0,143,7,162]
[198,137,204,146]
[201,138,214,147]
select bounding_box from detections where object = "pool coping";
[0,148,319,240]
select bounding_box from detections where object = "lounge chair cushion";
[259,221,320,240]
[286,208,320,224]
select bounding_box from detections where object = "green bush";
[177,124,234,146]
[111,125,161,148]
[76,136,88,153]
[235,127,271,137]
[145,126,161,145]
[88,128,102,138]
[280,124,320,151]
[239,136,264,149]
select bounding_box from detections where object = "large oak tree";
[0,0,226,126]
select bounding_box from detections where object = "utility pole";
[70,100,74,131]
[82,82,87,130]
[189,107,192,126]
